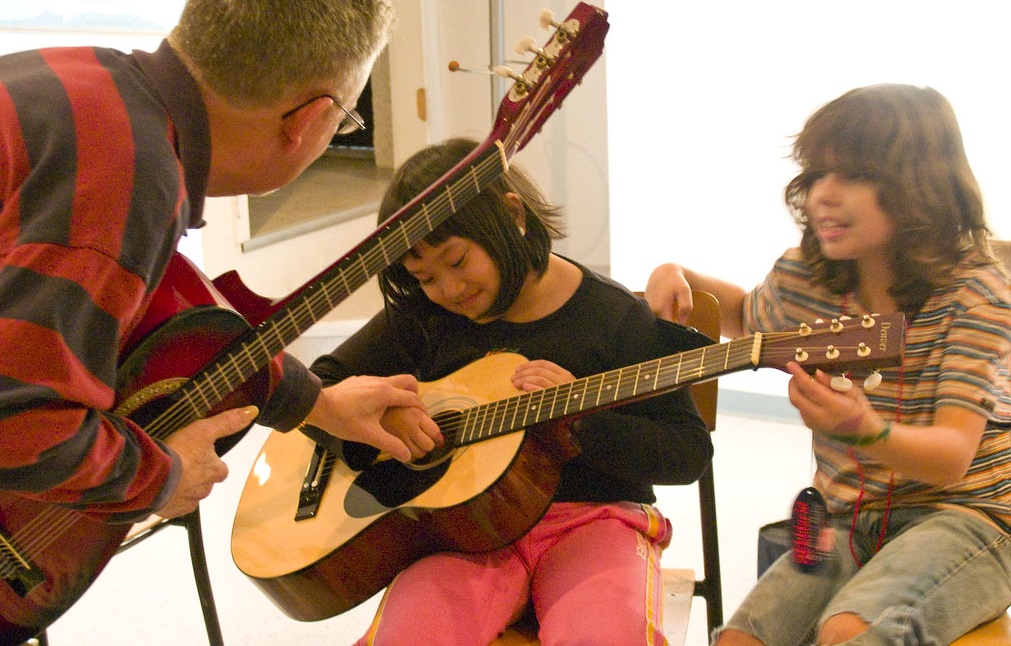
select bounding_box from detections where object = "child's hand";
[644,263,694,324]
[380,406,443,460]
[785,362,881,443]
[510,359,575,392]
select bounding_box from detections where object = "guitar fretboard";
[445,335,761,447]
[145,144,509,440]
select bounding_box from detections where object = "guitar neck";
[447,335,761,447]
[147,144,509,436]
[443,309,907,448]
[143,2,609,437]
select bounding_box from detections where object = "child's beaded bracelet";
[827,420,892,446]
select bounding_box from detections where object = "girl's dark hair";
[784,84,999,313]
[377,138,564,319]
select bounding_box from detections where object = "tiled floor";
[41,403,814,646]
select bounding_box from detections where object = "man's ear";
[504,192,526,233]
[280,97,333,150]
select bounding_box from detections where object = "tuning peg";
[492,65,519,78]
[448,61,494,74]
[515,36,554,69]
[830,375,853,392]
[539,8,575,41]
[539,8,558,29]
[863,371,882,392]
[515,36,539,56]
[484,64,530,97]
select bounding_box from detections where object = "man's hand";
[159,405,258,518]
[308,374,440,462]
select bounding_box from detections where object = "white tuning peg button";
[830,375,853,392]
[492,65,517,79]
[863,371,883,392]
[515,36,538,56]
[540,9,557,30]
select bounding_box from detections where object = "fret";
[421,201,434,231]
[468,165,481,193]
[490,398,510,437]
[473,399,491,440]
[448,335,770,450]
[210,363,230,396]
[446,184,456,213]
[459,407,477,444]
[144,146,522,444]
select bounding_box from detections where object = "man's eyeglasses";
[281,94,366,135]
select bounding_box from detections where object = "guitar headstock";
[759,313,905,374]
[492,3,609,158]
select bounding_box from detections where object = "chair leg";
[695,466,724,633]
[176,506,225,646]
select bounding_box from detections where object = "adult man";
[0,0,440,524]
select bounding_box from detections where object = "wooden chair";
[491,290,724,645]
[951,612,1011,645]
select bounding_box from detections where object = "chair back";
[686,290,720,432]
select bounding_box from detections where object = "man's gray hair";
[170,0,395,106]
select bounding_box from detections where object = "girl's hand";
[309,374,440,462]
[644,263,694,324]
[785,362,881,442]
[380,406,443,460]
[510,359,575,392]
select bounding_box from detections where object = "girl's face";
[402,236,501,322]
[806,172,894,262]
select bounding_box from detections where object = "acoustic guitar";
[0,4,609,643]
[231,313,905,621]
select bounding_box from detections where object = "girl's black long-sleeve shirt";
[310,260,714,505]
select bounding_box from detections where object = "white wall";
[418,0,612,273]
[604,0,1011,396]
[606,0,1011,288]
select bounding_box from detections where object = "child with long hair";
[647,84,1011,645]
[311,137,714,644]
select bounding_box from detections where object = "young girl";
[310,138,713,645]
[646,84,1011,644]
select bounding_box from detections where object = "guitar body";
[0,254,272,644]
[5,4,612,639]
[0,497,125,645]
[232,354,578,621]
[232,310,906,623]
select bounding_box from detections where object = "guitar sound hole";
[406,444,454,469]
[345,459,451,517]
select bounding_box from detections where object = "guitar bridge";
[295,442,333,521]
[0,533,45,597]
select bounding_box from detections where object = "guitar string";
[439,340,756,444]
[434,325,884,445]
[2,121,523,575]
[0,504,75,574]
[1,37,553,579]
[143,152,508,443]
